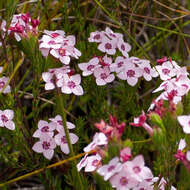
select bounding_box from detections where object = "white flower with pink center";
[84,153,102,172]
[33,120,56,138]
[88,31,105,43]
[32,135,56,160]
[98,37,116,55]
[0,77,11,93]
[50,47,71,65]
[125,155,153,182]
[105,27,123,40]
[117,63,142,86]
[97,157,122,181]
[94,67,115,86]
[83,132,108,152]
[117,38,131,58]
[42,71,55,90]
[137,60,158,81]
[155,61,177,80]
[39,35,62,57]
[78,57,100,76]
[177,115,190,134]
[49,115,75,131]
[110,56,129,73]
[54,130,78,154]
[0,109,15,130]
[58,74,84,96]
[109,166,139,190]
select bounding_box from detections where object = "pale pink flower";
[42,71,55,90]
[84,153,102,172]
[32,135,56,160]
[50,47,71,65]
[0,77,11,93]
[105,27,123,40]
[98,37,116,55]
[177,115,190,134]
[109,166,139,190]
[97,157,122,180]
[117,63,142,86]
[110,56,128,73]
[137,60,158,81]
[88,31,105,43]
[49,115,75,131]
[0,109,15,130]
[39,35,62,56]
[54,131,78,154]
[124,155,153,182]
[57,74,83,96]
[33,120,56,138]
[83,132,107,152]
[78,57,100,76]
[117,38,131,58]
[178,139,186,151]
[94,67,115,86]
[77,154,88,171]
[155,61,177,80]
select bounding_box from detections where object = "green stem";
[57,92,84,190]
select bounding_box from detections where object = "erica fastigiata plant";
[0,0,190,189]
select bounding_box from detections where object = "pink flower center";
[68,81,76,89]
[41,126,49,132]
[57,120,63,125]
[162,68,170,75]
[0,81,5,88]
[118,62,123,68]
[94,34,100,40]
[92,159,99,167]
[120,177,128,186]
[144,67,150,74]
[42,141,50,150]
[140,188,145,190]
[51,33,59,38]
[100,73,108,80]
[61,136,67,143]
[127,70,135,77]
[87,65,95,71]
[105,43,112,50]
[48,40,56,45]
[109,33,116,38]
[1,114,8,122]
[121,44,125,51]
[108,165,115,172]
[58,48,66,56]
[133,166,141,173]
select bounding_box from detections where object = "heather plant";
[1,0,190,190]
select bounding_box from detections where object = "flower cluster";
[79,28,158,86]
[32,115,78,160]
[42,66,83,95]
[40,30,84,96]
[152,59,190,106]
[8,13,40,41]
[0,109,15,130]
[39,30,81,64]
